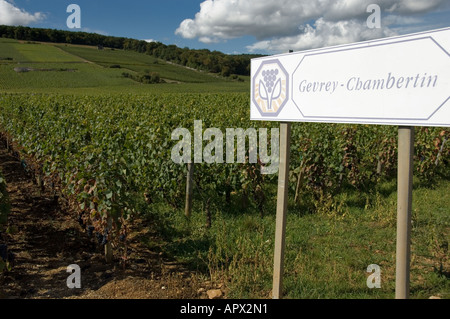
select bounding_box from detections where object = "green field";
[0,62,135,90]
[15,43,83,63]
[0,36,448,299]
[0,38,25,61]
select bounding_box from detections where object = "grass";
[143,175,449,299]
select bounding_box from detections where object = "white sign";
[250,27,450,127]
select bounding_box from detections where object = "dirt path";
[0,139,209,299]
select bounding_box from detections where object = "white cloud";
[386,0,447,14]
[175,0,450,53]
[247,18,396,53]
[0,0,44,26]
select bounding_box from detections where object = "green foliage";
[415,128,450,182]
[0,93,255,246]
[0,89,448,297]
[0,92,447,255]
[289,123,449,212]
[122,71,161,84]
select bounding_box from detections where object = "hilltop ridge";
[0,25,265,78]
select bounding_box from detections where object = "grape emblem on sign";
[252,59,289,117]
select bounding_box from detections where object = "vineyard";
[0,38,249,95]
[57,45,230,84]
[0,91,448,298]
[0,34,449,299]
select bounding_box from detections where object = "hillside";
[0,25,263,79]
[0,38,249,94]
[57,44,231,83]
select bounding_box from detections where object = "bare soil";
[0,140,214,299]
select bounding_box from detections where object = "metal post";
[272,122,292,299]
[395,126,414,299]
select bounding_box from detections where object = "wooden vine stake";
[294,160,305,204]
[105,215,113,263]
[185,163,194,219]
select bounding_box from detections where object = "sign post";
[272,122,291,299]
[396,126,414,299]
[250,27,450,299]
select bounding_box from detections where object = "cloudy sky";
[1,0,449,54]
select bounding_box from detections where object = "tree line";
[0,25,263,77]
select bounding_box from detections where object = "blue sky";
[2,0,450,54]
[3,0,254,54]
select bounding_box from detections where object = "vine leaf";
[259,80,268,100]
[272,78,282,100]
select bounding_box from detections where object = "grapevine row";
[0,93,448,261]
